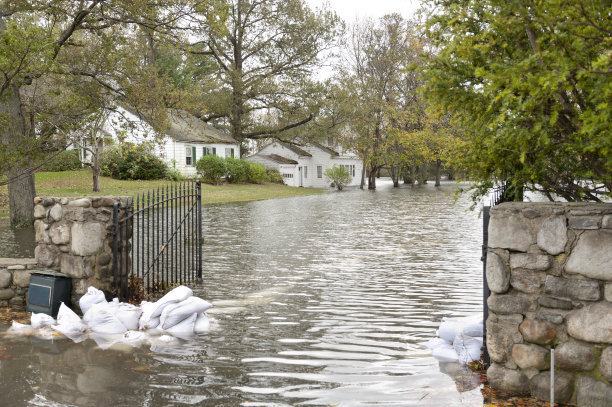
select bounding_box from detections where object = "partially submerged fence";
[113,181,202,301]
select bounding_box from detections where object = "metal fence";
[112,181,202,302]
[482,182,509,366]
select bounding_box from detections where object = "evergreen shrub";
[196,155,227,184]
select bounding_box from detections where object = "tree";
[0,1,201,225]
[421,0,611,201]
[325,165,351,190]
[187,0,342,150]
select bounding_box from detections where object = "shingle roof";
[311,142,339,156]
[166,110,238,144]
[264,154,298,165]
[281,142,312,157]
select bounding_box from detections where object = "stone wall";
[486,202,612,407]
[0,258,38,306]
[33,196,130,307]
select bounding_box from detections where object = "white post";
[550,345,555,406]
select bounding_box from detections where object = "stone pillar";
[33,196,131,306]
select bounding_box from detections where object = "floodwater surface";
[0,179,486,406]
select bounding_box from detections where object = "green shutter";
[192,147,196,164]
[231,148,234,158]
[212,147,216,156]
[203,147,207,156]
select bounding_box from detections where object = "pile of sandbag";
[8,285,213,347]
[425,314,483,364]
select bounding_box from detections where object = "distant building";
[246,141,363,188]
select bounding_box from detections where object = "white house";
[247,141,363,188]
[82,108,240,177]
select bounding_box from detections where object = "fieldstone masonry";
[0,196,130,308]
[486,202,612,407]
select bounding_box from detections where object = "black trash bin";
[26,270,72,318]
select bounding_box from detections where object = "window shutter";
[192,147,196,163]
[231,148,235,158]
[202,147,207,156]
[212,147,216,155]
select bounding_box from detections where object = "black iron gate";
[482,183,509,366]
[112,181,202,301]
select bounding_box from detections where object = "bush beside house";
[100,143,169,180]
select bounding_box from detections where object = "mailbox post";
[26,270,72,317]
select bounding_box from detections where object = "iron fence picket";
[112,180,202,301]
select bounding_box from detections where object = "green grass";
[0,170,325,219]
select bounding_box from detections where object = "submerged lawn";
[0,170,324,218]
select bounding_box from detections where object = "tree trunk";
[390,166,399,187]
[368,166,377,190]
[360,163,366,189]
[2,83,35,227]
[435,158,441,187]
[92,143,101,192]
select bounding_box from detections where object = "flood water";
[0,179,486,406]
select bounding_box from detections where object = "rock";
[35,245,59,267]
[565,230,612,281]
[603,214,612,229]
[600,347,612,382]
[49,223,71,245]
[567,302,612,343]
[7,265,24,270]
[537,216,567,255]
[60,255,93,279]
[488,212,534,252]
[569,217,599,229]
[0,288,14,300]
[487,252,510,293]
[33,204,46,219]
[512,343,549,370]
[97,253,111,266]
[488,294,530,315]
[530,372,573,404]
[510,269,546,294]
[71,223,104,256]
[34,220,49,244]
[538,295,573,310]
[486,313,524,363]
[34,197,42,204]
[12,270,31,288]
[545,275,600,302]
[92,197,116,208]
[0,270,11,288]
[60,197,68,205]
[536,309,564,325]
[486,363,530,396]
[49,204,63,222]
[9,296,24,305]
[575,375,612,407]
[605,283,612,302]
[510,253,550,271]
[556,342,596,371]
[519,319,556,345]
[68,198,91,208]
[42,197,55,207]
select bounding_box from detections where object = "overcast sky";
[305,0,423,23]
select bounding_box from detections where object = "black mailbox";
[26,270,72,318]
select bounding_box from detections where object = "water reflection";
[0,221,36,258]
[0,179,485,406]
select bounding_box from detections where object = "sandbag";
[112,303,142,331]
[431,343,459,363]
[438,315,482,343]
[461,321,483,338]
[194,312,210,334]
[86,302,127,334]
[165,312,197,335]
[31,313,55,329]
[53,302,87,338]
[149,286,193,319]
[160,297,212,330]
[438,317,461,343]
[453,334,483,364]
[424,337,450,350]
[79,286,107,315]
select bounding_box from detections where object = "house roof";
[264,154,298,165]
[311,142,339,156]
[166,110,238,145]
[281,142,312,157]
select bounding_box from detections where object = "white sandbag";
[165,312,197,335]
[138,301,156,330]
[112,303,142,331]
[89,332,123,350]
[431,342,459,363]
[86,302,127,334]
[438,317,461,343]
[453,334,483,364]
[53,302,87,338]
[150,285,193,319]
[460,321,483,338]
[424,337,450,350]
[31,313,56,329]
[8,321,34,335]
[79,286,107,315]
[118,330,149,347]
[194,312,210,334]
[160,297,212,330]
[144,316,161,330]
[438,315,483,342]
